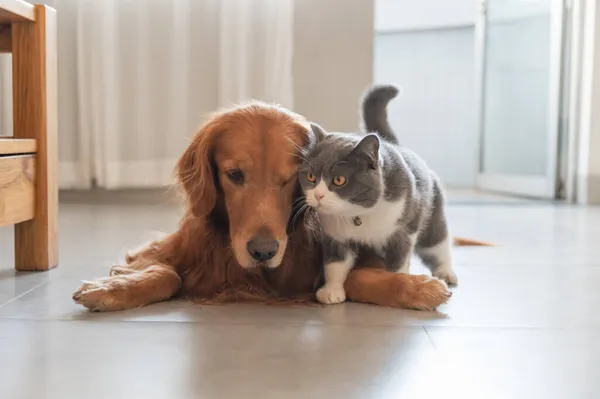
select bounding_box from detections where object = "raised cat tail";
[360,84,401,144]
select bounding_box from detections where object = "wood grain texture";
[0,155,35,226]
[0,24,10,52]
[0,0,35,23]
[0,138,36,155]
[12,5,58,271]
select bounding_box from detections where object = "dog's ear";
[176,115,221,219]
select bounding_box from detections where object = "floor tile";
[419,265,600,328]
[0,319,433,399]
[0,269,49,307]
[424,327,600,399]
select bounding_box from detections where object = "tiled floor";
[1,195,600,399]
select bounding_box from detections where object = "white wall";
[293,0,374,132]
[374,0,477,187]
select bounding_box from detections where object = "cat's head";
[299,123,383,216]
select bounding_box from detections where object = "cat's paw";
[316,284,347,304]
[433,266,458,286]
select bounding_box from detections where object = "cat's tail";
[360,84,401,144]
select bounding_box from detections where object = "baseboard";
[576,173,600,204]
[59,188,182,206]
[585,174,600,204]
[59,161,90,190]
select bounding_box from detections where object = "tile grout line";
[0,313,428,328]
[0,281,51,310]
[421,325,439,353]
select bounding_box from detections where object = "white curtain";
[0,0,294,189]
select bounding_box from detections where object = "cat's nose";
[314,192,324,201]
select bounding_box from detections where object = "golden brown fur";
[73,103,452,311]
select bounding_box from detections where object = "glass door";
[475,0,565,198]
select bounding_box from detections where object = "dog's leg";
[73,263,181,312]
[73,236,182,312]
[344,268,451,311]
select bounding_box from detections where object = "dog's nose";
[247,235,279,262]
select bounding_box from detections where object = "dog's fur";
[73,103,452,311]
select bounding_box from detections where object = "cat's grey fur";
[299,84,456,305]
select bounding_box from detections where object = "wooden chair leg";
[11,5,58,271]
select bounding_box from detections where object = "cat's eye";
[332,176,346,186]
[306,172,316,183]
[226,169,245,185]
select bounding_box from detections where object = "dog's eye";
[226,169,244,185]
[281,175,295,186]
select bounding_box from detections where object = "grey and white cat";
[299,84,457,305]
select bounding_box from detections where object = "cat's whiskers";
[290,202,309,230]
[302,207,318,238]
[301,153,315,168]
[285,136,314,167]
[289,150,313,167]
[291,196,306,208]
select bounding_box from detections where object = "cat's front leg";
[383,229,415,273]
[316,237,356,305]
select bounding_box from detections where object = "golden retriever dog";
[73,103,452,311]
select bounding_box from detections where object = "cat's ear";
[309,123,327,143]
[351,134,380,169]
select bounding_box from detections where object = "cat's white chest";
[319,198,406,248]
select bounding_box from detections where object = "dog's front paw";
[383,274,452,311]
[316,284,347,304]
[402,275,452,311]
[73,276,131,312]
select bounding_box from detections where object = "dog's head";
[177,102,310,269]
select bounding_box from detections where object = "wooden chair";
[0,0,57,271]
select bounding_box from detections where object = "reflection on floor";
[0,194,598,399]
